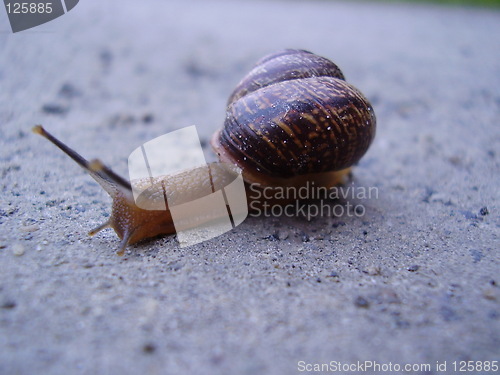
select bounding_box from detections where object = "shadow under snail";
[33,49,376,255]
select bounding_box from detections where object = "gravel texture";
[0,1,499,374]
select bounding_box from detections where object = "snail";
[33,49,376,255]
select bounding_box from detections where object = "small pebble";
[58,83,81,98]
[278,230,290,240]
[354,296,370,308]
[365,265,381,276]
[462,210,478,220]
[12,243,25,256]
[355,205,365,215]
[142,343,156,354]
[440,306,459,322]
[470,249,483,263]
[483,288,498,301]
[99,49,113,67]
[42,103,68,115]
[301,232,310,242]
[0,300,16,309]
[266,232,280,241]
[20,224,39,233]
[142,114,154,124]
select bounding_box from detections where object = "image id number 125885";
[6,2,53,14]
[452,361,498,372]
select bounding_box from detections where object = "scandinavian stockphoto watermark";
[3,0,79,33]
[248,182,378,221]
[127,125,377,247]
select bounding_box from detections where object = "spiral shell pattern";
[213,49,376,182]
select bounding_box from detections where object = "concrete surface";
[0,0,499,374]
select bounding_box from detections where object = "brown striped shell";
[211,49,376,187]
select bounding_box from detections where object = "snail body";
[34,49,376,254]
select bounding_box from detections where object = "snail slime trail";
[34,49,376,254]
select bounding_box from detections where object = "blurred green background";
[381,0,500,6]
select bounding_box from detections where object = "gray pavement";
[0,1,499,374]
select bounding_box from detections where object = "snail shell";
[212,49,376,187]
[227,49,345,103]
